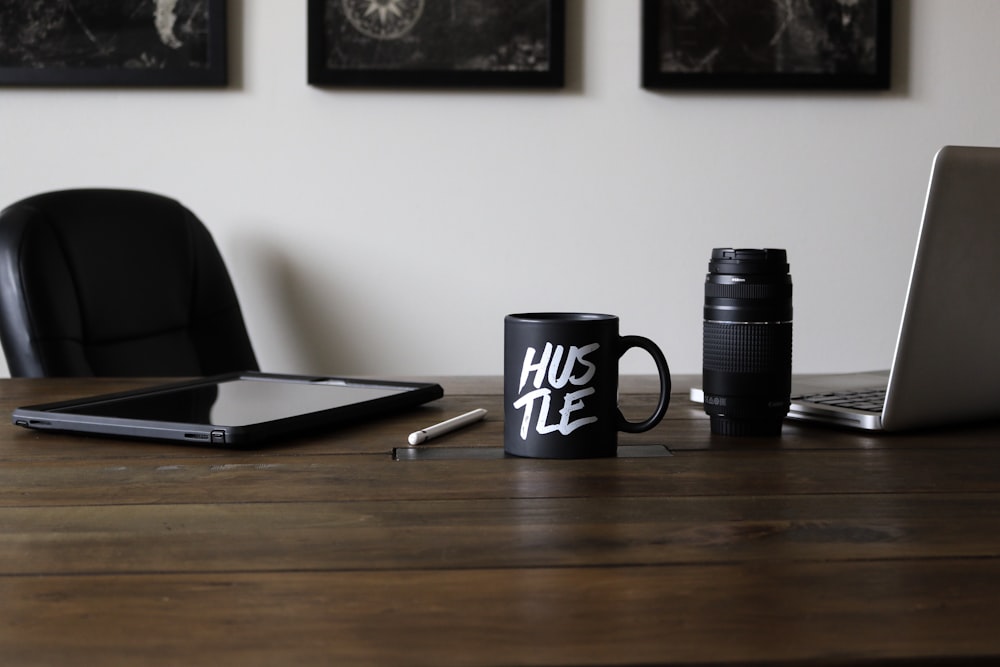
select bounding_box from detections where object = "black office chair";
[0,189,259,377]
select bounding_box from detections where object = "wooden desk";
[2,376,1000,666]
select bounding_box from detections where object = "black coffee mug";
[504,313,671,458]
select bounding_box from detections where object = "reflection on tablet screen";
[60,378,410,426]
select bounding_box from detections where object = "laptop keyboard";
[793,388,886,414]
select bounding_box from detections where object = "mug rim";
[506,312,617,323]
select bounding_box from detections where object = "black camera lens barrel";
[702,248,793,436]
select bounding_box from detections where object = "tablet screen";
[57,377,414,426]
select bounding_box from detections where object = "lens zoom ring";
[705,283,792,299]
[703,321,792,373]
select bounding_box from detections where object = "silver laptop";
[787,145,1000,431]
[692,146,1000,431]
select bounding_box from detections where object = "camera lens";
[703,248,792,436]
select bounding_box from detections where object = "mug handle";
[616,335,671,433]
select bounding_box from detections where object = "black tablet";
[12,371,443,448]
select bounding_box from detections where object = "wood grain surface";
[2,376,999,666]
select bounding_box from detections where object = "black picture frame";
[308,0,565,88]
[642,0,891,90]
[0,0,228,87]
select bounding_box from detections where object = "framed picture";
[642,0,891,90]
[308,0,565,88]
[0,0,227,86]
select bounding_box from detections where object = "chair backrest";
[0,189,258,377]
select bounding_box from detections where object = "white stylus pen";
[407,408,488,446]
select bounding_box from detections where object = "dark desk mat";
[392,445,672,461]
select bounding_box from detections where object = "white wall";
[2,0,999,379]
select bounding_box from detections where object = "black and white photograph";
[0,0,227,86]
[642,0,891,89]
[308,0,565,87]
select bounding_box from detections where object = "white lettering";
[518,343,553,392]
[558,387,598,435]
[512,387,551,440]
[569,343,599,385]
[511,340,602,441]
